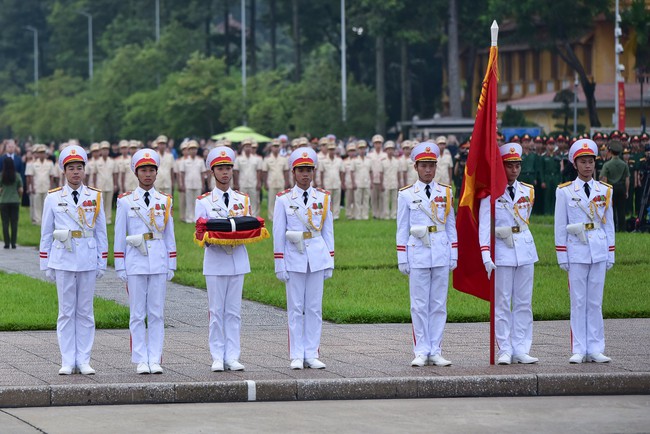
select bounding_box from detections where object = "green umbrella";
[211,126,272,143]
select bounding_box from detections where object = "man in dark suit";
[1,139,25,175]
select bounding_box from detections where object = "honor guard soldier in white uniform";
[39,145,108,375]
[479,143,539,365]
[273,147,334,370]
[396,142,457,367]
[196,146,251,372]
[555,139,615,364]
[114,149,177,374]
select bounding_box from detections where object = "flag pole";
[489,20,499,366]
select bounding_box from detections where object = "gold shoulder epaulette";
[520,181,534,189]
[197,192,210,200]
[399,184,413,191]
[118,191,132,199]
[48,186,62,194]
[235,189,249,197]
[160,191,172,197]
[276,188,291,197]
[87,186,101,192]
[558,181,572,188]
[438,183,452,189]
[316,187,331,195]
[600,181,612,188]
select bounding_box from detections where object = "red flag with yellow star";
[452,42,506,301]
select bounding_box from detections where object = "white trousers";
[355,187,370,220]
[102,190,114,224]
[127,273,167,364]
[240,187,260,217]
[371,184,383,218]
[568,262,606,355]
[286,268,324,360]
[382,188,398,219]
[267,187,282,221]
[206,274,244,362]
[55,270,96,367]
[494,264,534,357]
[186,188,201,222]
[409,266,449,357]
[344,189,355,220]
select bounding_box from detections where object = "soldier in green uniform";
[531,136,545,215]
[622,148,635,217]
[631,135,645,216]
[600,141,630,231]
[540,137,561,214]
[519,134,538,187]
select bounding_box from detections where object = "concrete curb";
[2,373,649,408]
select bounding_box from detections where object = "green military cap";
[608,140,622,153]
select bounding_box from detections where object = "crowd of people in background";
[1,130,649,234]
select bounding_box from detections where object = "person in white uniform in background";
[114,148,177,374]
[195,146,251,372]
[396,142,457,368]
[555,139,615,364]
[39,145,108,375]
[273,147,334,370]
[479,143,539,365]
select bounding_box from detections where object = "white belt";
[496,225,529,234]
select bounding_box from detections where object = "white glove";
[559,263,570,272]
[398,263,410,275]
[449,260,458,271]
[96,269,105,280]
[484,259,497,279]
[45,268,56,282]
[606,262,614,271]
[167,270,175,281]
[323,268,333,280]
[276,271,290,282]
[117,270,127,282]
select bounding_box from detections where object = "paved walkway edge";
[1,373,649,407]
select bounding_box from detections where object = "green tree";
[488,0,610,128]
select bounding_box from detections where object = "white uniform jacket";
[195,188,251,276]
[478,181,539,267]
[555,179,615,265]
[396,181,458,268]
[113,188,177,275]
[39,185,108,272]
[273,186,335,273]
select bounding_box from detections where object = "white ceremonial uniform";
[381,155,400,219]
[234,153,262,216]
[319,155,344,219]
[555,178,614,356]
[195,188,251,364]
[155,152,175,195]
[39,184,108,368]
[343,156,356,219]
[262,153,289,220]
[479,181,538,357]
[114,188,176,365]
[182,156,206,222]
[353,154,372,219]
[93,156,118,224]
[396,180,457,358]
[368,150,386,218]
[25,157,54,224]
[273,186,335,360]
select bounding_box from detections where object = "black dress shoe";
[11,245,16,249]
[3,245,9,249]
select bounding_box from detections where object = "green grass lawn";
[0,271,130,331]
[4,194,650,327]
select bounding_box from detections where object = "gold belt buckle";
[71,230,82,238]
[585,223,595,230]
[428,226,438,233]
[511,226,521,234]
[303,232,312,239]
[143,232,154,240]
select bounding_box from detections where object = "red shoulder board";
[316,187,331,195]
[118,191,132,199]
[197,192,210,200]
[277,188,291,197]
